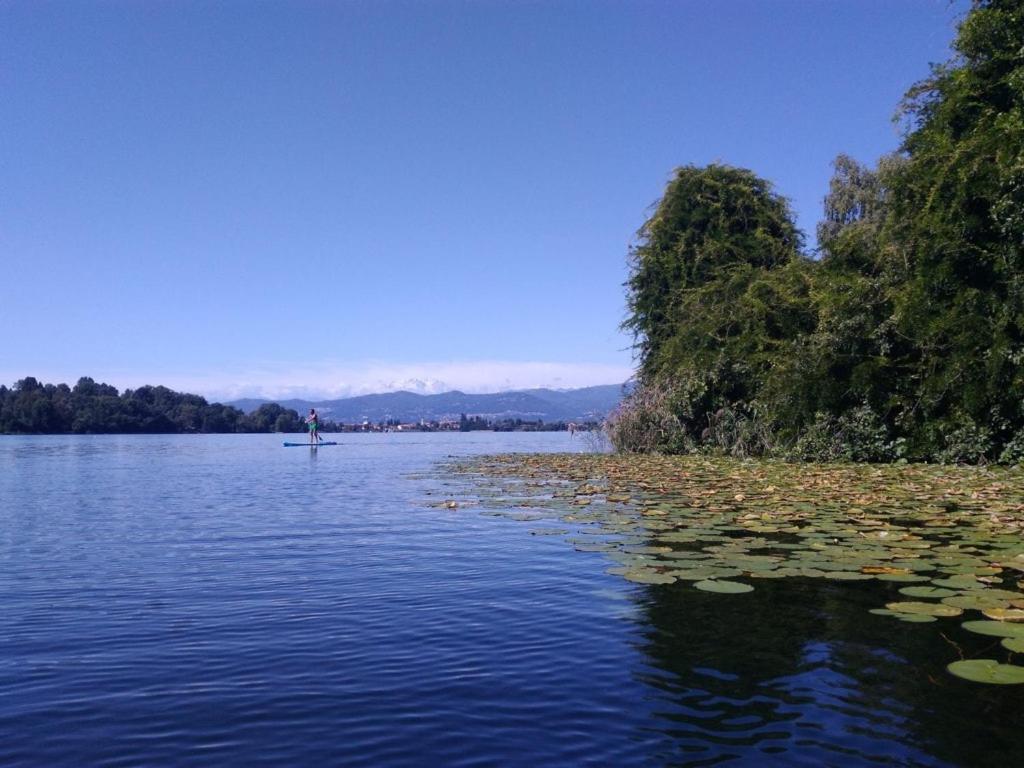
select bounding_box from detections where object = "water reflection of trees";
[631,577,1024,766]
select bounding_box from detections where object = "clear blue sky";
[1,0,969,401]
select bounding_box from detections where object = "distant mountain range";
[228,383,628,424]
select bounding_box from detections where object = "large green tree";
[618,165,811,452]
[882,0,1024,460]
[625,164,805,380]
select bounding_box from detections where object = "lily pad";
[669,567,729,581]
[573,542,616,553]
[1002,638,1024,653]
[693,580,754,594]
[825,571,874,581]
[970,588,1024,601]
[961,620,1024,639]
[942,593,1012,611]
[947,659,1024,685]
[899,586,956,599]
[932,575,982,589]
[981,608,1024,622]
[622,569,676,585]
[886,601,962,617]
[876,573,932,583]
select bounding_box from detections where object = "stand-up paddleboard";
[283,441,339,447]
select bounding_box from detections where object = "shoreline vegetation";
[611,1,1024,465]
[0,377,596,435]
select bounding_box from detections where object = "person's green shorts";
[308,422,318,432]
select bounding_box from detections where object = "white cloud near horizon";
[6,360,635,402]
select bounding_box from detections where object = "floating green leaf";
[876,573,932,583]
[947,659,1024,685]
[693,580,754,594]
[825,571,874,581]
[622,569,676,585]
[899,586,956,598]
[961,621,1024,639]
[885,602,963,617]
[932,575,982,589]
[942,593,1012,611]
[982,608,1024,622]
[1002,638,1024,653]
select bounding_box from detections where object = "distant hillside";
[229,383,627,423]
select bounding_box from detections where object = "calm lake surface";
[1,433,1021,767]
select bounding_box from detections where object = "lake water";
[1,433,1021,767]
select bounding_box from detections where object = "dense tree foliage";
[625,164,805,382]
[614,0,1024,463]
[0,377,304,434]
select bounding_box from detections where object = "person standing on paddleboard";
[306,408,321,444]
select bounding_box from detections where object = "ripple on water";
[0,434,1020,766]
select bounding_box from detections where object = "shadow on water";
[629,575,1024,767]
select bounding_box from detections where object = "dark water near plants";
[1,433,1021,767]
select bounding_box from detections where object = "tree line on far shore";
[0,377,598,435]
[0,377,305,434]
[612,0,1024,463]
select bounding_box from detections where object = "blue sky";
[2,0,969,401]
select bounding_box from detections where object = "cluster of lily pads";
[434,453,1024,684]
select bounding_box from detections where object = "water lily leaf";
[862,566,910,575]
[947,659,1024,685]
[1002,638,1024,653]
[502,512,547,521]
[899,586,956,598]
[961,620,1024,638]
[798,568,826,578]
[668,566,731,581]
[622,545,672,555]
[971,588,1024,600]
[932,575,982,589]
[622,569,676,585]
[981,608,1024,622]
[693,580,754,594]
[573,542,615,552]
[886,601,963,617]
[825,571,874,581]
[942,594,1011,611]
[973,566,1004,576]
[898,614,937,623]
